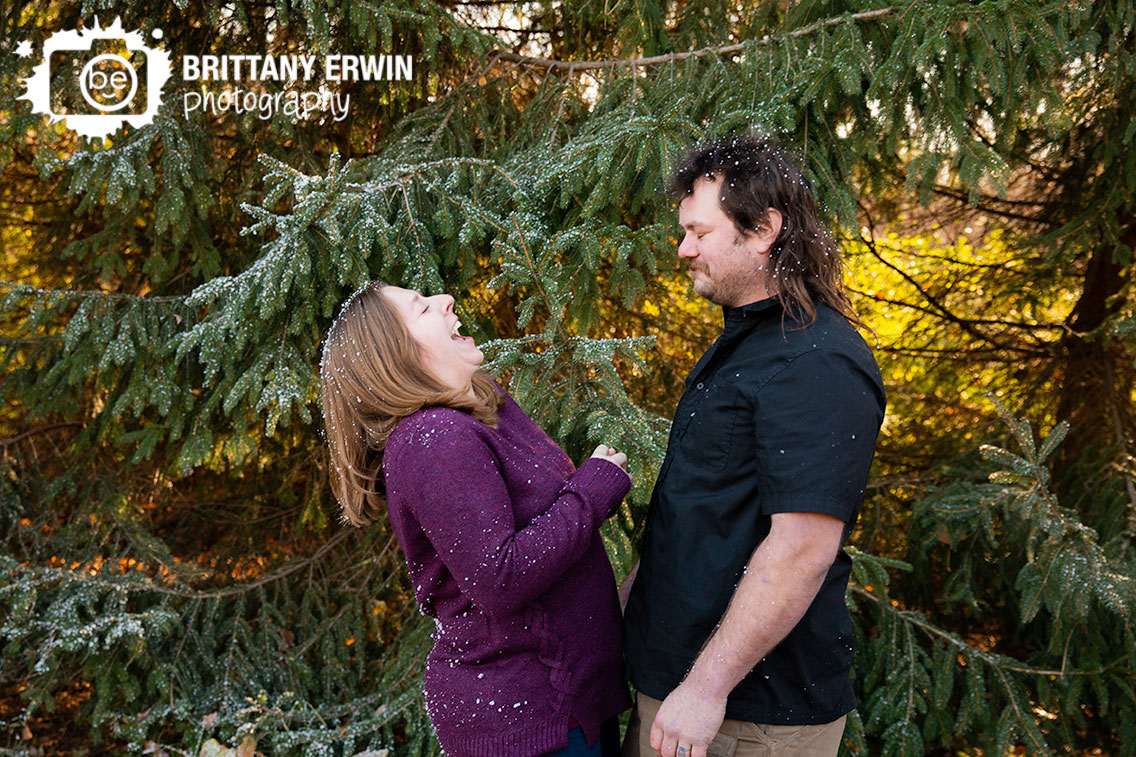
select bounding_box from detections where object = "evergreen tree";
[1,0,1134,754]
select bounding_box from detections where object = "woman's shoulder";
[387,383,518,454]
[383,402,512,495]
[388,405,485,452]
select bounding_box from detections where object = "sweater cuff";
[567,457,632,518]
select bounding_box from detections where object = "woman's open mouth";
[451,321,473,343]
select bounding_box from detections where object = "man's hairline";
[676,175,773,303]
[677,172,777,241]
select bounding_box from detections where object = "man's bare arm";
[648,511,846,757]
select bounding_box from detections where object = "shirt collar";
[720,297,781,336]
[722,297,780,319]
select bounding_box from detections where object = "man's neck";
[727,287,775,309]
[727,277,774,308]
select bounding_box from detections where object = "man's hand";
[646,512,844,757]
[649,680,726,757]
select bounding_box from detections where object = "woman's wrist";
[572,456,631,517]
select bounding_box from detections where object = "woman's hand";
[591,444,629,473]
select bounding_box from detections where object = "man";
[621,136,886,757]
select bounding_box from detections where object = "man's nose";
[677,234,696,258]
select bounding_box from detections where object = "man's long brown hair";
[319,281,503,526]
[668,135,862,328]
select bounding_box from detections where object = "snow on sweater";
[382,389,632,756]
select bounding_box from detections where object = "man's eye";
[697,233,707,240]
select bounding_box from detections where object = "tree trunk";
[1053,219,1134,506]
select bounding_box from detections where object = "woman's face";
[382,286,484,395]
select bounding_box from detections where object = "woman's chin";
[460,343,484,367]
[459,336,483,360]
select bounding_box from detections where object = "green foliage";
[0,517,438,754]
[849,400,1136,755]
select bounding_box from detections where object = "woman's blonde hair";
[319,281,503,526]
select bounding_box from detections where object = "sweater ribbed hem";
[438,685,630,756]
[569,457,632,517]
[568,679,632,747]
[441,715,571,757]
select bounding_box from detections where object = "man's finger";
[649,717,663,755]
[692,743,709,757]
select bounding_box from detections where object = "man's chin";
[691,280,718,303]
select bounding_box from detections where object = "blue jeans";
[545,727,601,756]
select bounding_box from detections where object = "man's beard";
[689,262,765,307]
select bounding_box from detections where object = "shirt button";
[696,382,704,389]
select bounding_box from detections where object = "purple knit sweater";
[382,389,633,756]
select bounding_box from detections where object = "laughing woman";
[319,281,632,757]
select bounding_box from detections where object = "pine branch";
[0,280,189,303]
[0,422,84,447]
[854,235,1054,354]
[851,586,1111,679]
[847,287,1061,340]
[492,6,899,70]
[1,529,354,601]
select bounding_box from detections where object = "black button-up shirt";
[624,297,886,725]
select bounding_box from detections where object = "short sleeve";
[750,348,884,522]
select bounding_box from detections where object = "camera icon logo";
[18,17,172,139]
[80,53,140,112]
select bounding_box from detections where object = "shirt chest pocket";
[676,382,744,472]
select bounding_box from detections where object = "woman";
[319,281,633,756]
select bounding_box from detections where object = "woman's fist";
[591,444,629,472]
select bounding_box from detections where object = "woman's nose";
[436,294,454,313]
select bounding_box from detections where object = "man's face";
[677,175,778,307]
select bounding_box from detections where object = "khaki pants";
[622,693,846,757]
